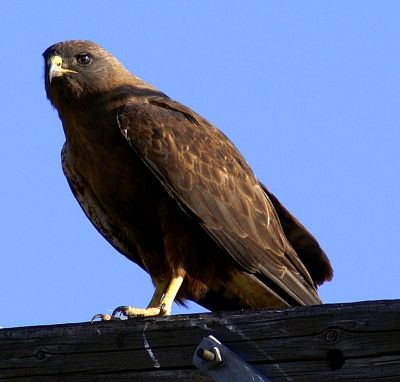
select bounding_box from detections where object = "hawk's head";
[43,40,131,109]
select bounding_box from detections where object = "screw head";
[37,350,45,360]
[325,329,338,344]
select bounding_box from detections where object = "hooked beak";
[48,55,77,83]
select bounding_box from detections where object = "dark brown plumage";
[43,40,332,317]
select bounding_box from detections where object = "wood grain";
[0,300,399,381]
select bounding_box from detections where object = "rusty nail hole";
[326,349,345,371]
[37,350,46,360]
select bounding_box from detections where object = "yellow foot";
[112,304,168,319]
[90,270,185,322]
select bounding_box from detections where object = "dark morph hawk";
[43,40,332,318]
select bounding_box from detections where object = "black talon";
[90,313,116,323]
[91,314,103,323]
[112,305,129,319]
[159,303,167,315]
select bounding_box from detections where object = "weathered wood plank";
[0,300,399,381]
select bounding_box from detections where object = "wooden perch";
[0,299,399,381]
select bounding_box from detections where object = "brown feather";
[43,40,333,311]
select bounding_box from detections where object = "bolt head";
[197,346,224,370]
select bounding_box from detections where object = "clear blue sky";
[1,1,399,328]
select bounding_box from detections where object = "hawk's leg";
[146,276,170,309]
[111,270,185,318]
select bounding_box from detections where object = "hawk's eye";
[76,53,92,65]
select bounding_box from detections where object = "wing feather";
[117,97,320,304]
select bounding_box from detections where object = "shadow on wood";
[0,300,399,381]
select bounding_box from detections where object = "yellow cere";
[50,55,77,74]
[51,55,63,67]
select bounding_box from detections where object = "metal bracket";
[193,335,272,382]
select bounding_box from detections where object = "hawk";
[43,40,332,318]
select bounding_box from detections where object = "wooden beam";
[0,300,399,381]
